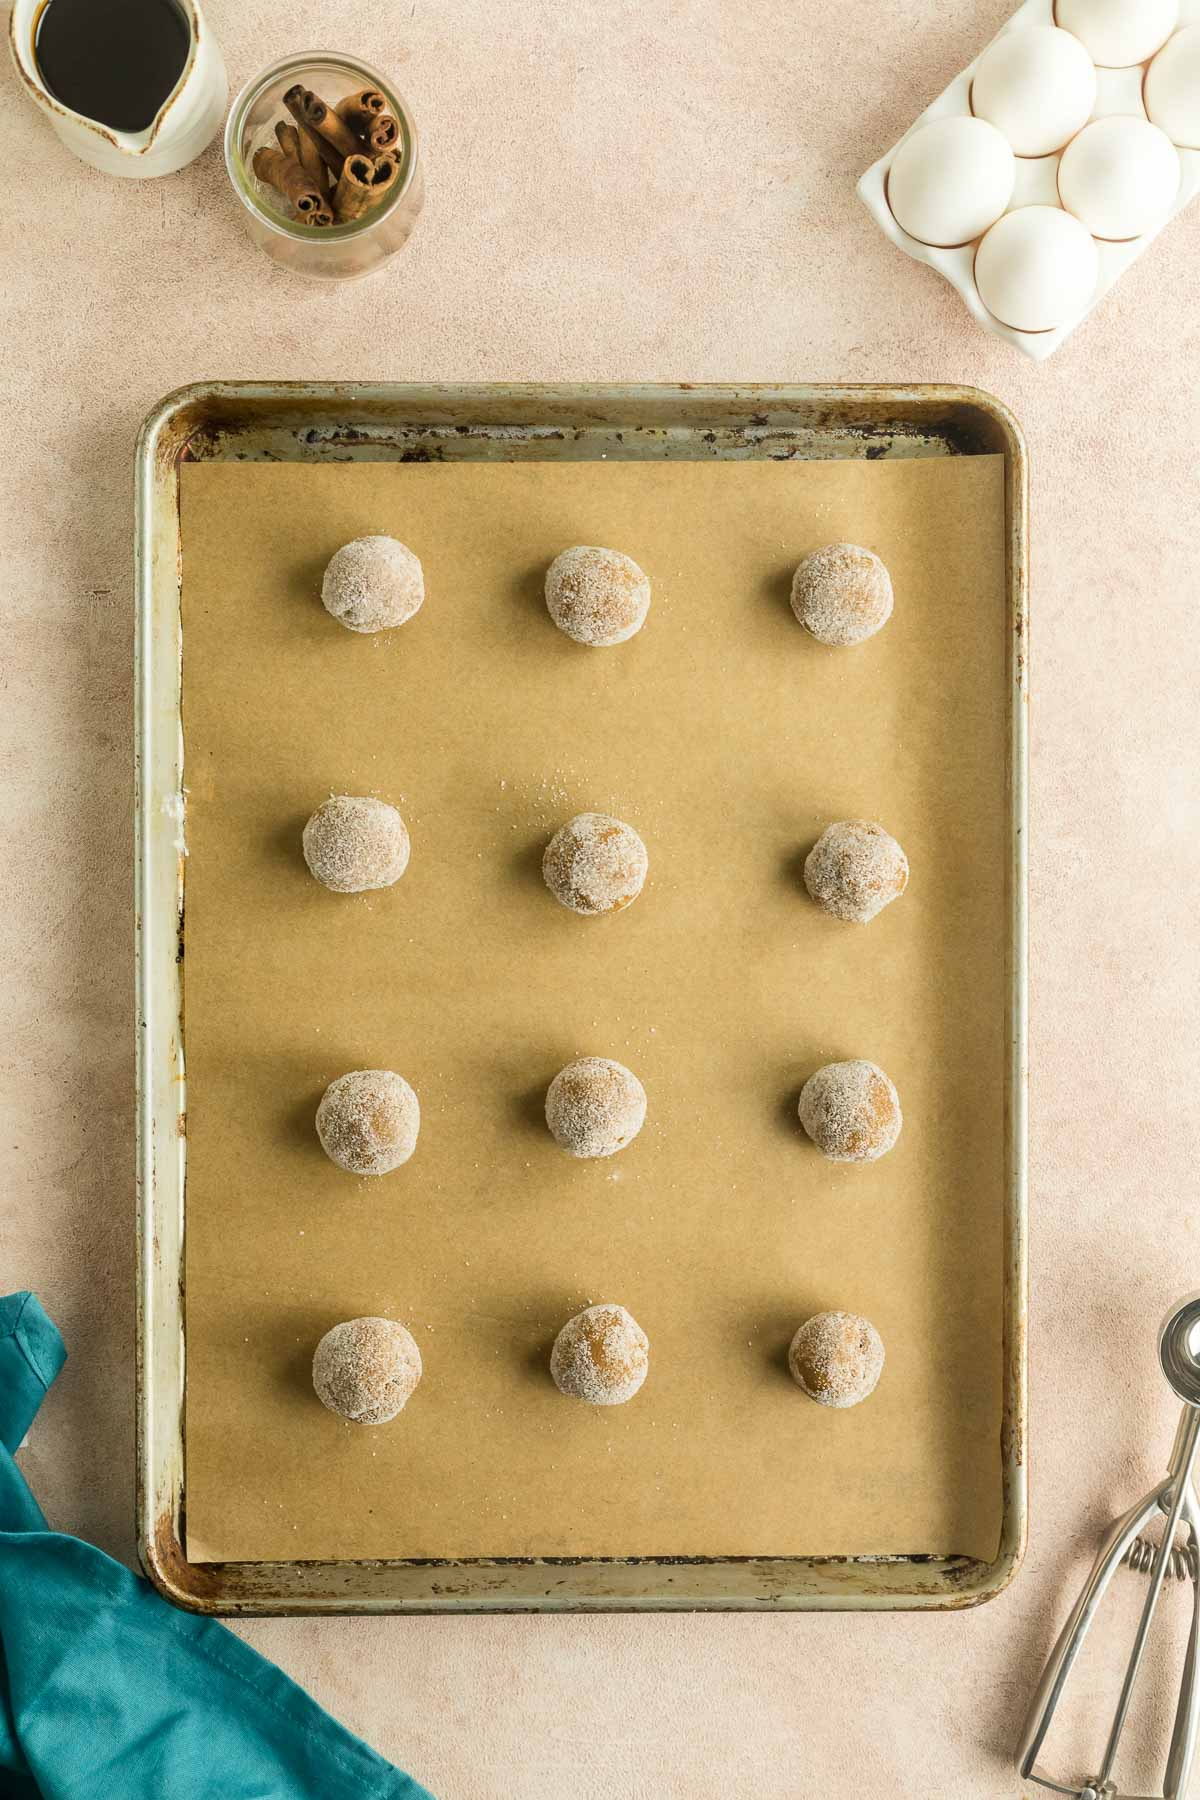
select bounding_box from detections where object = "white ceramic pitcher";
[7,0,227,178]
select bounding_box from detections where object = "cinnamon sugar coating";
[550,1303,649,1405]
[321,535,424,633]
[312,1316,422,1423]
[316,1069,420,1175]
[545,1057,646,1158]
[791,543,893,646]
[788,1311,884,1408]
[543,812,648,916]
[798,1060,901,1163]
[302,795,409,894]
[804,820,908,924]
[545,545,650,646]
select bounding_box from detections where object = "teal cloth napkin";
[0,1292,434,1800]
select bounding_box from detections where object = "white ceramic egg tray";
[858,0,1200,360]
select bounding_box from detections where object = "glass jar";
[224,51,423,280]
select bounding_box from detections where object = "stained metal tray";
[135,382,1028,1614]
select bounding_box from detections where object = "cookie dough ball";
[316,1069,420,1175]
[804,820,909,924]
[798,1060,901,1163]
[321,535,424,634]
[545,1057,646,1158]
[791,544,893,647]
[543,812,649,916]
[550,1303,649,1405]
[312,1316,422,1424]
[788,1311,884,1409]
[545,545,650,647]
[302,795,409,894]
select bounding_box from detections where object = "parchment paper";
[180,452,1008,1564]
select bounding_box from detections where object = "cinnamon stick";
[335,88,388,139]
[366,149,400,203]
[366,112,399,154]
[282,84,345,172]
[300,89,361,163]
[276,118,327,191]
[331,150,400,223]
[332,153,377,223]
[252,143,326,217]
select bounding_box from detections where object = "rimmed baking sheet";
[136,384,1027,1612]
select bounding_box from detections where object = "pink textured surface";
[2,0,1199,1794]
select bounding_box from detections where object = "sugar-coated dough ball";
[550,1303,649,1405]
[321,535,424,633]
[799,1060,902,1163]
[791,544,893,647]
[1058,116,1180,239]
[804,821,909,924]
[545,1057,646,1158]
[316,1069,420,1175]
[974,206,1099,333]
[545,546,650,647]
[789,1312,884,1409]
[971,26,1096,157]
[543,813,648,916]
[887,115,1015,247]
[312,1316,422,1423]
[1146,26,1200,150]
[302,795,409,893]
[1056,0,1177,68]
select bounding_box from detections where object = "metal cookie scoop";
[1019,1293,1200,1800]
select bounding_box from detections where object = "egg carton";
[858,0,1200,360]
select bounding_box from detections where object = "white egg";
[972,27,1097,156]
[1145,25,1200,149]
[974,205,1100,331]
[887,116,1016,247]
[1058,115,1180,238]
[1055,0,1178,69]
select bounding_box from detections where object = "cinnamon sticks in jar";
[252,83,402,228]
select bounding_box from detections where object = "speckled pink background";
[3,1,1200,1795]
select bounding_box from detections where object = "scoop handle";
[1018,1479,1171,1794]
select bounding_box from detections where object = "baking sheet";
[180,452,1007,1564]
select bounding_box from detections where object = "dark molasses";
[35,0,191,134]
